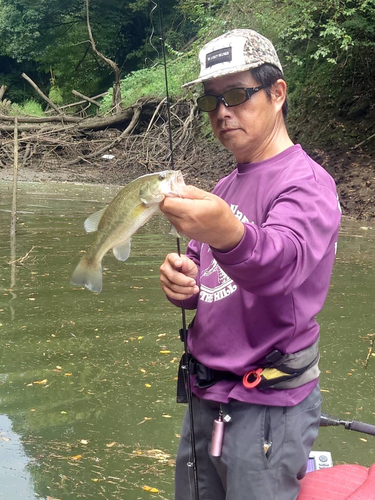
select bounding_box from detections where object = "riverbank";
[1,139,374,220]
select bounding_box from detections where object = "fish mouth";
[168,170,185,196]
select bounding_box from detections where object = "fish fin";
[169,224,182,239]
[113,240,131,261]
[70,255,103,293]
[84,207,107,233]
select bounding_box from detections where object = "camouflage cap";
[182,29,282,88]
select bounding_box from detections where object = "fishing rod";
[158,2,200,499]
[320,412,375,436]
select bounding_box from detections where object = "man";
[159,29,341,500]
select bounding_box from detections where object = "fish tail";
[70,255,103,293]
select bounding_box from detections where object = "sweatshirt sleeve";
[211,180,341,296]
[167,238,202,310]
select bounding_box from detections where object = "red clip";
[243,368,263,389]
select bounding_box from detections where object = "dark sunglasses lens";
[197,95,217,112]
[224,88,248,106]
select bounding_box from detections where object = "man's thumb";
[180,185,210,200]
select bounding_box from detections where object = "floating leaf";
[65,373,73,377]
[160,350,171,354]
[162,414,172,418]
[142,486,159,493]
[145,383,151,388]
[70,454,82,461]
[80,439,89,445]
[33,379,48,385]
[106,442,117,448]
[360,438,368,442]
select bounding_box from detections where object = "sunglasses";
[196,86,268,112]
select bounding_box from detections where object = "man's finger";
[179,185,211,200]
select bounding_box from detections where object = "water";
[1,181,375,499]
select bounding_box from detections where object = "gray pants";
[175,385,321,500]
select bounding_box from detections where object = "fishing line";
[157,1,200,499]
[146,1,159,67]
[158,1,175,168]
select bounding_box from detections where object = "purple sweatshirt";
[171,144,341,406]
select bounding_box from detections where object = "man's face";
[203,70,282,163]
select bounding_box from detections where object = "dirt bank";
[1,137,374,221]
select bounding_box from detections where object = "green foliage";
[0,0,373,147]
[11,99,45,116]
[101,56,198,112]
[176,0,375,147]
[48,86,64,106]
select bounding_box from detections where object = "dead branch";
[65,105,142,166]
[0,85,7,100]
[72,90,101,107]
[0,96,203,185]
[86,0,121,113]
[22,73,63,115]
[0,113,82,123]
[352,133,375,150]
[364,338,374,370]
[8,246,36,265]
[44,92,108,114]
[145,97,167,134]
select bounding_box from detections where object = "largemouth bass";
[71,170,185,293]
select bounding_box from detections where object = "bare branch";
[85,0,121,112]
[22,73,63,115]
[72,90,101,107]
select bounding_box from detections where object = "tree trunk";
[0,85,7,100]
[86,0,122,113]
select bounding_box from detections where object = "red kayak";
[298,463,375,499]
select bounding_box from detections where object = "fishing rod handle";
[349,420,375,436]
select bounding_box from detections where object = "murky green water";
[1,181,374,500]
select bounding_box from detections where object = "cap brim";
[181,61,274,89]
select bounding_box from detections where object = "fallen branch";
[44,92,108,114]
[22,73,63,115]
[0,113,82,123]
[352,133,375,150]
[364,338,374,370]
[66,105,142,166]
[72,90,101,107]
[145,97,167,135]
[8,246,36,266]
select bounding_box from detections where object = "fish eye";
[158,172,166,181]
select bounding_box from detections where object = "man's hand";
[161,185,245,251]
[160,253,199,301]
